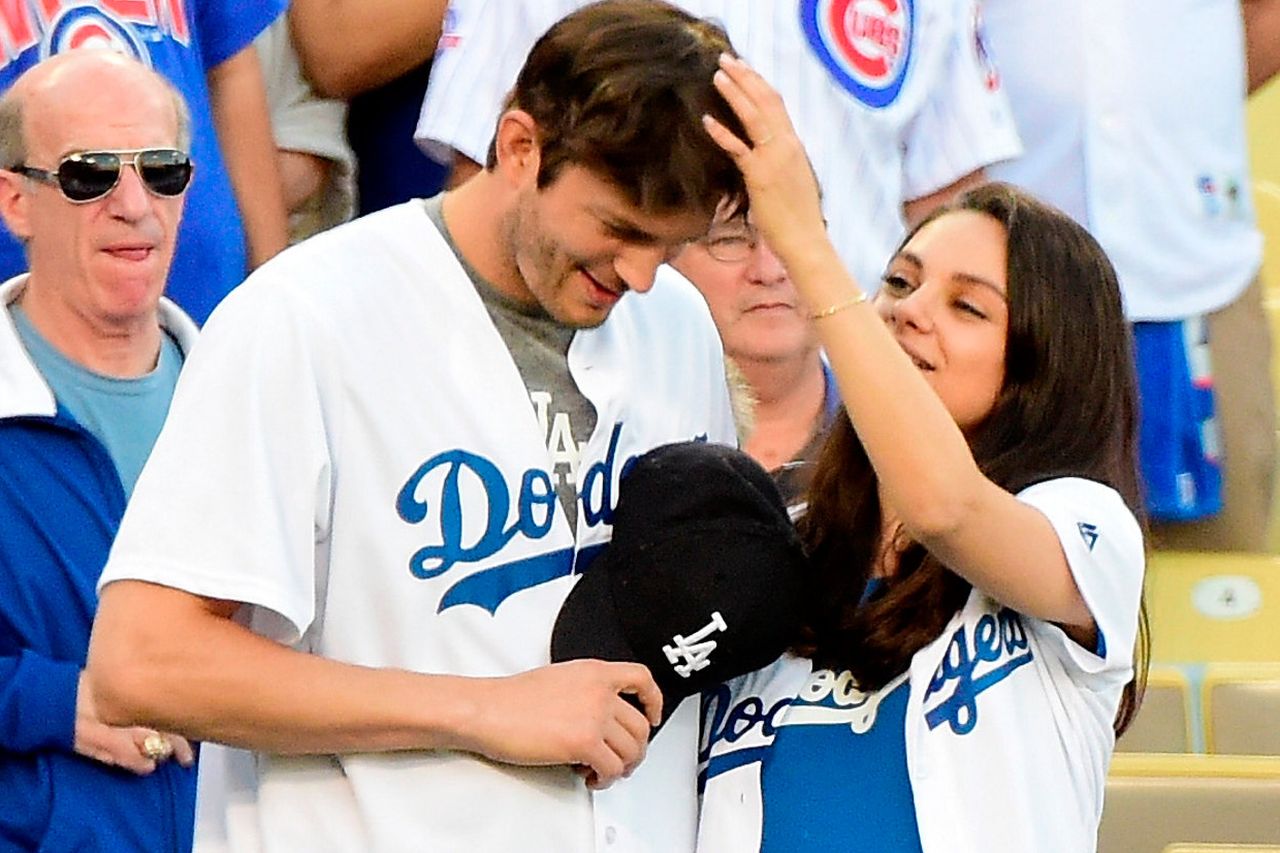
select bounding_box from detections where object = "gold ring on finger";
[142,733,172,761]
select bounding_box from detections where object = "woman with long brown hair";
[697,55,1148,853]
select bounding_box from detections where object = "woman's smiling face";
[875,210,1010,431]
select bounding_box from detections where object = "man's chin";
[549,298,618,330]
[558,310,610,330]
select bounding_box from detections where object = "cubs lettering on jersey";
[800,0,914,108]
[0,1,190,67]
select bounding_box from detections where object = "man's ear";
[491,109,542,187]
[0,170,33,241]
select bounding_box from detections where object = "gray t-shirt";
[423,194,596,531]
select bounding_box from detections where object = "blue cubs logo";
[801,0,914,108]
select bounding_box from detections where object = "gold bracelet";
[809,292,867,320]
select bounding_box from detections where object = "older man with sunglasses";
[0,51,200,852]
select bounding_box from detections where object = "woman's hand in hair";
[702,54,831,274]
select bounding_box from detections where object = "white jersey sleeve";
[417,0,572,166]
[100,268,338,645]
[899,0,1022,200]
[1014,477,1145,680]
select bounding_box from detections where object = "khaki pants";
[1151,274,1277,551]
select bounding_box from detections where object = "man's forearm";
[87,582,476,754]
[208,44,290,268]
[289,0,450,99]
[86,581,660,786]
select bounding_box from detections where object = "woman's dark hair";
[796,182,1149,734]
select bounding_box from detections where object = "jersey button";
[604,825,617,845]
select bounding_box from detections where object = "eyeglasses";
[699,221,761,264]
[12,148,193,203]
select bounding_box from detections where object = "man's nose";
[744,238,788,286]
[613,243,668,293]
[104,165,152,220]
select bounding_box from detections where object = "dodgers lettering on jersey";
[800,0,914,108]
[0,1,190,66]
[397,422,701,615]
[921,606,1033,735]
[701,664,907,778]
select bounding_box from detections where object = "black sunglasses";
[12,148,193,203]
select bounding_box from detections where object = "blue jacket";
[0,277,200,852]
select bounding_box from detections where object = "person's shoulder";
[254,203,443,289]
[1015,477,1139,528]
[199,203,439,330]
[286,202,434,253]
[1016,477,1130,511]
[1015,477,1144,569]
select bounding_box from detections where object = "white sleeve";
[899,0,1022,200]
[416,0,572,166]
[1014,477,1145,677]
[99,272,340,646]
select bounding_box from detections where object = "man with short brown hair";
[89,3,745,850]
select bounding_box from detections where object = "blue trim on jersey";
[700,744,772,792]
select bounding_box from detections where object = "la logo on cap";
[551,441,806,732]
[664,611,728,679]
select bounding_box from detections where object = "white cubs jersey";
[418,0,1022,293]
[982,0,1263,320]
[99,202,737,852]
[698,478,1144,853]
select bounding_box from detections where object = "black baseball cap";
[551,441,806,731]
